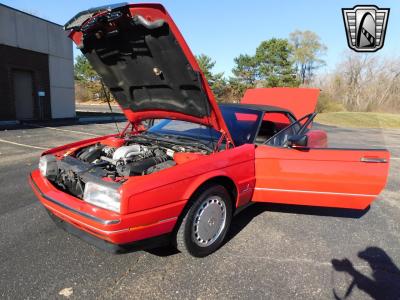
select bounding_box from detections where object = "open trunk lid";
[65,3,232,143]
[241,88,320,120]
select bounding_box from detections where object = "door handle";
[360,157,387,163]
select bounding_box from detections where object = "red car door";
[253,146,389,209]
[252,115,390,210]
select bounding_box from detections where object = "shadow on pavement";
[145,203,370,257]
[146,246,180,257]
[331,247,400,299]
[224,202,368,245]
[146,203,370,258]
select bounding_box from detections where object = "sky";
[2,0,399,76]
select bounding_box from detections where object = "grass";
[315,112,400,129]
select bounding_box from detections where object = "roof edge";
[0,3,63,28]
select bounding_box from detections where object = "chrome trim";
[254,187,377,197]
[44,204,129,235]
[128,217,178,231]
[360,157,387,163]
[30,174,120,225]
[158,217,178,224]
[241,183,251,194]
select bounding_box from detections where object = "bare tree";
[315,51,400,112]
[290,30,327,84]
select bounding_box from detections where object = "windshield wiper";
[142,131,162,137]
[140,132,213,152]
[169,135,214,152]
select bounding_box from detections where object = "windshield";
[149,120,220,141]
[148,105,263,146]
[219,105,263,145]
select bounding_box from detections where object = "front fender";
[124,144,256,214]
[182,170,234,201]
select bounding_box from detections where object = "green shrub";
[316,92,346,113]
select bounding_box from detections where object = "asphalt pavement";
[0,115,399,299]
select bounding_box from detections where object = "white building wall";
[0,4,75,119]
[0,6,18,46]
[47,23,75,119]
[15,11,49,53]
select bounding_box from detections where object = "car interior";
[255,121,277,144]
[255,112,293,145]
[264,113,316,147]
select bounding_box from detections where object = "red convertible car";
[30,3,390,257]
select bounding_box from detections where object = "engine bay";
[49,133,211,198]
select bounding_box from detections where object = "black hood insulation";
[80,10,211,118]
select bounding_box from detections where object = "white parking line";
[24,124,100,137]
[0,138,47,150]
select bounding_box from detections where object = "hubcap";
[192,196,227,247]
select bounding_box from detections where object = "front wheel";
[175,184,233,257]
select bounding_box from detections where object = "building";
[0,4,75,121]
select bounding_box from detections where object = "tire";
[175,184,233,257]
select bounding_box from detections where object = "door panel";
[253,145,390,209]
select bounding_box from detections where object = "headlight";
[83,181,121,213]
[39,155,58,180]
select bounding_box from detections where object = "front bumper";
[47,210,170,253]
[29,169,179,247]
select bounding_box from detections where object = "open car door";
[252,114,390,210]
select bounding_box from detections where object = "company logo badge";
[342,5,389,52]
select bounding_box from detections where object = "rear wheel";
[176,184,233,257]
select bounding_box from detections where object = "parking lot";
[0,117,399,299]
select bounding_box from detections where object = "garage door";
[13,70,34,120]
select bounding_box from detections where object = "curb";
[0,120,20,126]
[78,116,126,123]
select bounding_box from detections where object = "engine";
[74,141,176,178]
[46,133,211,199]
[49,135,205,198]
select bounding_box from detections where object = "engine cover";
[112,144,147,161]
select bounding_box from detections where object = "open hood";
[241,88,320,120]
[65,3,232,142]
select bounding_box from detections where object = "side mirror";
[287,134,308,148]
